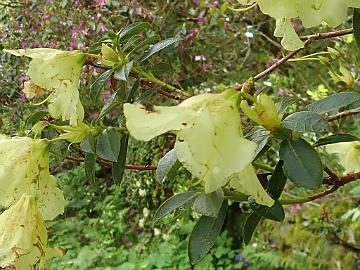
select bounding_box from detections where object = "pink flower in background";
[68,40,77,50]
[43,13,51,20]
[48,39,58,48]
[100,24,108,32]
[71,27,78,39]
[98,0,106,8]
[82,28,90,37]
[288,204,303,214]
[96,13,102,21]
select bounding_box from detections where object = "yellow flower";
[0,194,62,270]
[240,93,282,131]
[0,135,64,220]
[326,141,360,174]
[4,48,86,126]
[124,90,274,206]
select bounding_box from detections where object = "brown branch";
[65,156,157,171]
[326,108,360,122]
[300,28,353,40]
[235,28,354,91]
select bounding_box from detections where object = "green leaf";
[134,88,157,104]
[139,36,182,63]
[114,61,133,81]
[243,213,261,245]
[194,189,224,217]
[127,79,141,103]
[112,133,129,182]
[353,9,360,49]
[84,153,96,182]
[313,134,359,147]
[25,110,49,129]
[267,161,287,199]
[282,111,330,132]
[279,138,323,189]
[249,200,285,222]
[117,22,151,43]
[304,92,360,114]
[188,201,228,265]
[96,127,121,162]
[99,92,119,119]
[154,191,198,222]
[150,62,172,76]
[156,149,181,183]
[90,69,113,102]
[123,36,142,51]
[80,133,96,154]
[246,126,270,158]
[128,35,161,56]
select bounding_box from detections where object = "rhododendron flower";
[0,194,62,270]
[4,48,86,126]
[326,141,360,174]
[124,90,274,206]
[239,1,360,50]
[0,135,65,220]
[241,93,282,131]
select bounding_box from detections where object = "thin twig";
[300,28,353,40]
[235,28,354,91]
[326,108,360,122]
[65,156,157,171]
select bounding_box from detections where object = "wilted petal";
[0,136,64,220]
[0,194,62,270]
[4,48,86,126]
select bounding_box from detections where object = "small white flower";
[139,218,145,228]
[143,208,150,218]
[139,189,146,197]
[154,228,161,236]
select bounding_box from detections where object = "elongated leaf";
[117,22,151,43]
[127,79,141,103]
[154,191,198,222]
[123,36,142,51]
[304,92,360,114]
[194,189,224,217]
[249,200,285,222]
[114,61,133,81]
[112,133,129,182]
[267,161,287,199]
[246,126,270,158]
[90,69,113,102]
[188,202,228,264]
[243,213,261,245]
[282,111,330,132]
[156,149,181,183]
[314,134,359,147]
[128,35,161,56]
[80,133,96,154]
[134,88,157,104]
[139,36,182,62]
[25,110,49,129]
[84,153,96,182]
[280,138,323,189]
[354,9,360,49]
[96,127,121,162]
[150,62,172,76]
[99,91,119,119]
